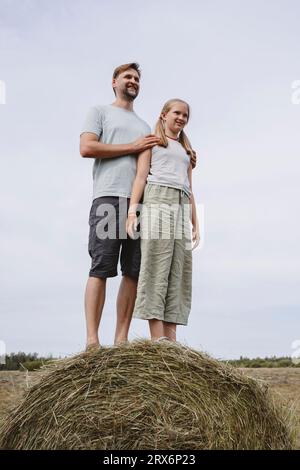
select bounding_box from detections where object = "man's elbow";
[80,144,91,158]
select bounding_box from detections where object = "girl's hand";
[192,221,200,250]
[126,213,138,239]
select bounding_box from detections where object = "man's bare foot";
[85,343,100,352]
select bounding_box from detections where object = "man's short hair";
[112,62,141,80]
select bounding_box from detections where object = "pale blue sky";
[0,0,299,359]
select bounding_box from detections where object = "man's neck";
[111,97,134,112]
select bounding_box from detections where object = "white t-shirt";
[147,137,192,197]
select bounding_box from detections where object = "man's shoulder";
[90,104,110,114]
[88,105,151,132]
[134,113,151,132]
[83,105,109,122]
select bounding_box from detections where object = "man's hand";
[132,135,160,153]
[126,213,138,239]
[190,150,197,169]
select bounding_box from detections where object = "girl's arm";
[188,163,200,250]
[126,149,151,238]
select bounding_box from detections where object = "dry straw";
[0,340,293,450]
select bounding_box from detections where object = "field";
[0,368,299,449]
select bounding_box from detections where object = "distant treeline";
[0,352,56,371]
[225,356,300,368]
[0,352,299,371]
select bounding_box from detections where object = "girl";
[126,99,200,341]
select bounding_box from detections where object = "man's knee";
[89,275,107,283]
[87,276,107,293]
[122,273,139,284]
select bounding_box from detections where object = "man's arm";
[80,133,160,159]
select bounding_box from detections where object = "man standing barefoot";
[80,63,160,348]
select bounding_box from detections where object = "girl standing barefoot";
[126,99,200,341]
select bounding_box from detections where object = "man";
[80,62,196,348]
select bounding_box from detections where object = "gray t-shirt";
[147,138,192,197]
[81,104,151,199]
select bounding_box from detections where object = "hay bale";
[0,340,293,450]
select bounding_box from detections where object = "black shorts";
[88,196,141,279]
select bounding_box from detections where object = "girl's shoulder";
[151,144,162,155]
[153,142,172,152]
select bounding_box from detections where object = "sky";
[0,0,299,360]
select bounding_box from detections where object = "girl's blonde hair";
[154,99,194,158]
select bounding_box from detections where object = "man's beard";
[122,86,138,101]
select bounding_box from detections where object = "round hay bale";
[0,340,293,450]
